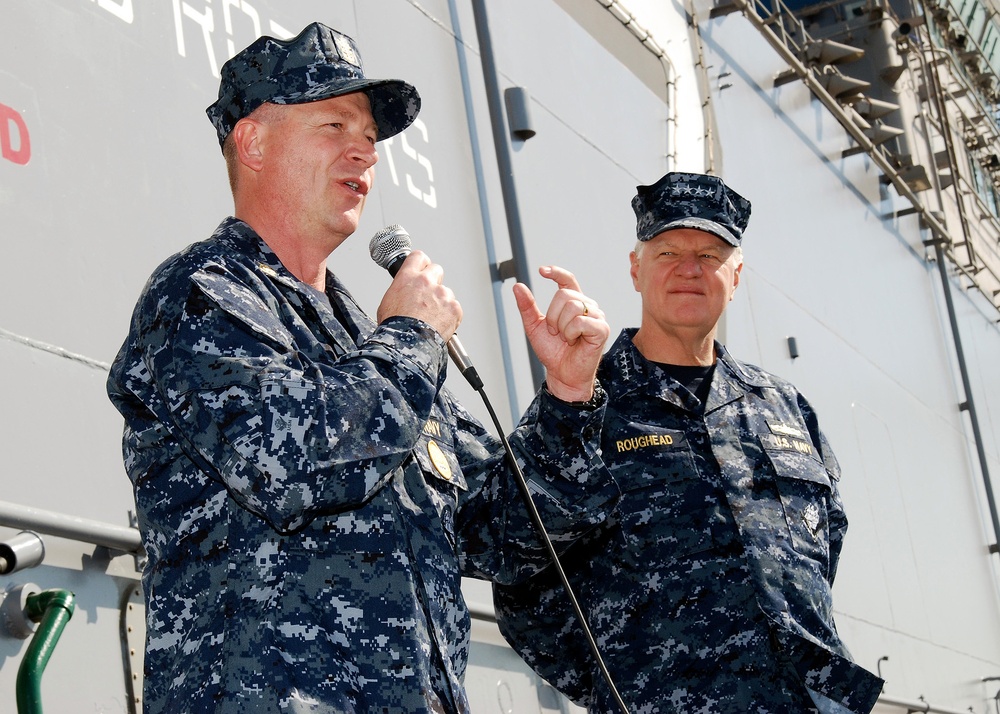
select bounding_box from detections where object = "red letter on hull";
[0,103,31,165]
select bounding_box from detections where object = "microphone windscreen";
[369,224,412,271]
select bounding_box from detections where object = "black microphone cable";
[370,225,630,714]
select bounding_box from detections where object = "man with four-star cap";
[493,172,884,714]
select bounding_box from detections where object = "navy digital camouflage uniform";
[495,332,883,713]
[108,22,618,713]
[494,172,883,714]
[107,218,617,713]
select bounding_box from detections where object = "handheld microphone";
[369,225,483,390]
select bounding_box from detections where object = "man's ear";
[730,260,743,300]
[232,118,265,172]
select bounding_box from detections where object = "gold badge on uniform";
[426,440,453,482]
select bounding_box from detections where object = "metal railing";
[711,0,1000,317]
[0,500,141,554]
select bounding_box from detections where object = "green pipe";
[15,589,76,714]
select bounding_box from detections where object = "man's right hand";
[376,250,463,342]
[514,265,610,403]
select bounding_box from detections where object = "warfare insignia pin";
[768,421,805,439]
[427,440,453,481]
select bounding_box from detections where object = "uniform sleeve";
[126,265,449,534]
[493,567,595,708]
[454,385,620,584]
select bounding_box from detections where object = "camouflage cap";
[632,172,752,246]
[206,22,420,148]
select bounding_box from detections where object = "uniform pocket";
[609,425,724,565]
[760,433,832,564]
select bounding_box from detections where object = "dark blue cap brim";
[268,77,420,141]
[208,76,420,146]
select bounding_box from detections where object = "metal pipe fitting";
[15,588,76,714]
[0,531,45,575]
